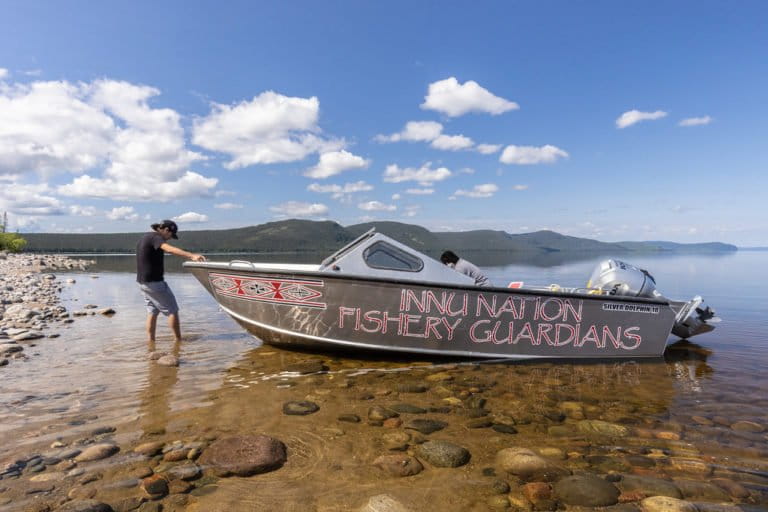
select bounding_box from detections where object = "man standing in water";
[440,250,491,287]
[136,220,206,342]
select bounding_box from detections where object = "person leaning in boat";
[136,220,206,343]
[440,250,491,287]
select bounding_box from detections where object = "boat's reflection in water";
[664,339,714,393]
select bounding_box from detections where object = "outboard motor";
[670,296,719,339]
[588,259,720,339]
[587,259,661,298]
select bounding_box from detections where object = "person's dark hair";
[151,220,179,239]
[440,250,459,265]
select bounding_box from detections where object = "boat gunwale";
[183,261,671,306]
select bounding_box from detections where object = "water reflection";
[664,340,715,394]
[138,340,181,436]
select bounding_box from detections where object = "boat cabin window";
[363,241,424,272]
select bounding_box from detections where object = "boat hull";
[186,267,677,359]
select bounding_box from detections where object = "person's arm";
[160,243,206,262]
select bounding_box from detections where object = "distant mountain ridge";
[20,219,738,255]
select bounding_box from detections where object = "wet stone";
[639,495,697,512]
[626,455,656,468]
[404,418,447,434]
[618,474,683,499]
[134,441,165,456]
[113,496,145,512]
[141,474,169,498]
[496,447,569,482]
[390,403,427,414]
[415,440,470,467]
[554,474,620,507]
[491,423,517,434]
[710,477,750,499]
[368,406,399,421]
[382,431,412,451]
[74,443,119,462]
[338,413,361,423]
[373,454,424,477]
[577,419,630,437]
[198,434,287,477]
[138,501,162,512]
[691,415,714,426]
[359,494,412,512]
[282,400,320,415]
[168,479,194,494]
[90,426,116,436]
[165,462,201,482]
[163,449,188,462]
[56,500,113,512]
[466,418,493,428]
[730,420,764,433]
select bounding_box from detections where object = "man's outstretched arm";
[160,243,206,261]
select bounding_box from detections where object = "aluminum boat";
[184,229,718,359]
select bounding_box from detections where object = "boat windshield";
[363,241,424,272]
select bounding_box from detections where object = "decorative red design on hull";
[209,273,326,309]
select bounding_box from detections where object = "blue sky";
[1,1,766,245]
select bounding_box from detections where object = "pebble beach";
[1,253,767,512]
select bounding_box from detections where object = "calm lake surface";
[1,251,767,510]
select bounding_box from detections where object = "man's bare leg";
[169,313,181,342]
[146,313,158,343]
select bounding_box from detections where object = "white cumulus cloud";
[453,183,498,198]
[403,205,420,217]
[214,202,243,209]
[376,120,473,151]
[193,91,343,168]
[69,205,98,217]
[307,180,373,200]
[405,188,434,195]
[421,77,519,117]
[173,211,209,223]
[512,184,528,191]
[615,109,668,129]
[0,78,216,200]
[270,201,328,218]
[0,68,8,79]
[106,206,139,221]
[383,163,452,186]
[476,144,501,155]
[499,144,568,165]
[376,121,444,143]
[0,182,65,216]
[358,201,396,212]
[59,171,217,202]
[431,134,474,151]
[304,150,369,179]
[678,116,712,127]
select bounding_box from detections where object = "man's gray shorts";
[139,281,179,316]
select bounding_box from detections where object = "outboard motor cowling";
[587,259,660,298]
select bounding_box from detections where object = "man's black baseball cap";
[155,220,179,239]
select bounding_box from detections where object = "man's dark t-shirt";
[136,232,166,283]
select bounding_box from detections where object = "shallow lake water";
[1,251,767,511]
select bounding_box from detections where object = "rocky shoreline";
[1,353,766,511]
[0,252,115,368]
